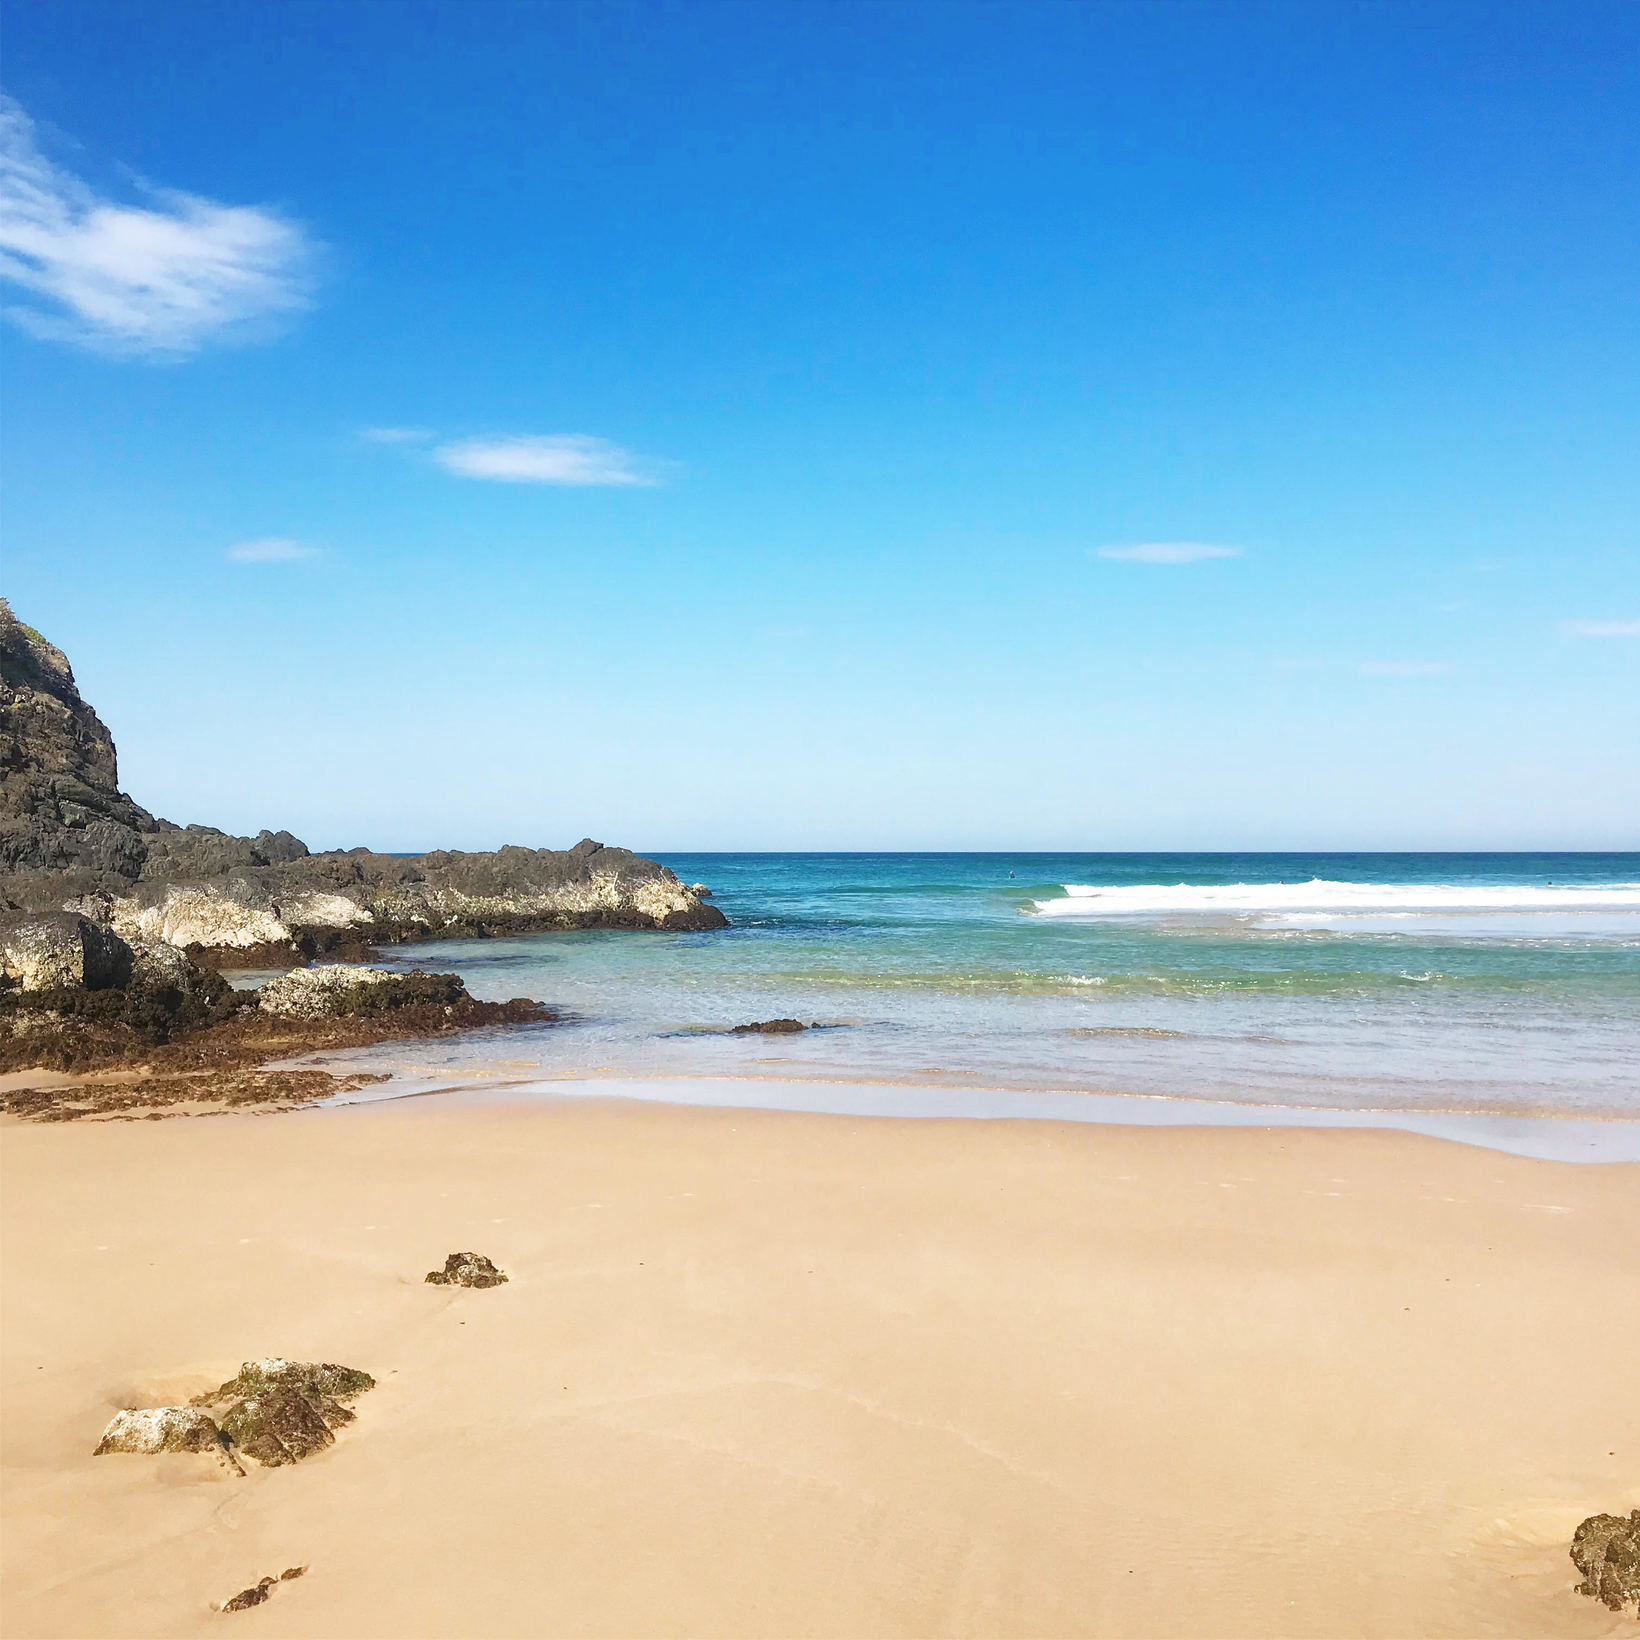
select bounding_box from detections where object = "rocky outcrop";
[95,1360,374,1476]
[92,838,725,965]
[426,1251,508,1288]
[732,1017,807,1034]
[0,602,158,878]
[1571,1510,1640,1614]
[1,600,726,961]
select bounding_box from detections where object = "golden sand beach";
[2,1090,1635,1639]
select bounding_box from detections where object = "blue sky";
[3,0,1636,851]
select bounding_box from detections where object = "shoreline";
[294,1064,1640,1164]
[4,1089,1634,1638]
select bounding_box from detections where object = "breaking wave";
[1034,879,1640,919]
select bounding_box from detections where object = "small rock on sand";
[426,1251,509,1288]
[221,1578,276,1612]
[1571,1509,1640,1614]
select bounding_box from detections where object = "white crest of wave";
[1033,879,1640,917]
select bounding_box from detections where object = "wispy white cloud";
[359,426,433,444]
[0,94,317,358]
[226,537,317,563]
[432,434,658,486]
[1095,542,1242,564]
[1358,661,1454,677]
[1563,618,1640,638]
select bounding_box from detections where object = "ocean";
[336,852,1640,1118]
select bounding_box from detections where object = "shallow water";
[319,852,1638,1118]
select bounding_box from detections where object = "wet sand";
[2,1088,1635,1638]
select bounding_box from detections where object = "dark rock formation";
[191,1359,374,1468]
[731,1018,807,1034]
[0,602,158,878]
[1571,1509,1640,1614]
[1,600,726,965]
[426,1251,509,1288]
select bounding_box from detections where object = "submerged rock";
[731,1017,807,1034]
[1571,1509,1640,1614]
[94,1406,244,1474]
[192,1358,375,1468]
[425,1251,509,1288]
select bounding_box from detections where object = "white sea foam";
[1034,879,1640,919]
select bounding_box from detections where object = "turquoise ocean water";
[343,853,1638,1117]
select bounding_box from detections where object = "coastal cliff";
[0,600,726,964]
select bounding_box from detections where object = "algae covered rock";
[1571,1509,1640,1614]
[257,965,397,1019]
[731,1017,806,1034]
[218,1389,341,1467]
[94,1406,243,1474]
[257,964,474,1020]
[426,1251,508,1288]
[192,1358,375,1468]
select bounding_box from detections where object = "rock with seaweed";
[191,1359,375,1468]
[1571,1509,1640,1615]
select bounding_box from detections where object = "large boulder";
[0,911,130,992]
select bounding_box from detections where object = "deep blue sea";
[342,853,1639,1116]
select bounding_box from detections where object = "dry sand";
[2,1088,1636,1639]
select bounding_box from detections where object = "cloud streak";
[1095,542,1241,564]
[432,434,658,486]
[1358,661,1454,677]
[359,426,433,445]
[1563,618,1640,638]
[226,537,317,563]
[0,95,317,358]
